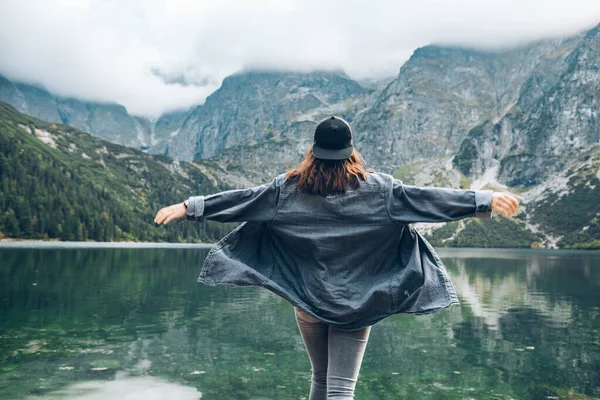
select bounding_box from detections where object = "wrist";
[474,190,493,218]
[184,196,205,221]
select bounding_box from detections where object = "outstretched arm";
[388,178,518,225]
[154,177,281,225]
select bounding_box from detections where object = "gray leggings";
[294,307,371,400]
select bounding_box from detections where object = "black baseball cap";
[312,116,354,160]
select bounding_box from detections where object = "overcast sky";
[1,0,599,117]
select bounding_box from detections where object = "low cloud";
[1,0,599,117]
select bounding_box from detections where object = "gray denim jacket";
[186,172,493,330]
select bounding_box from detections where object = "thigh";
[327,325,371,392]
[295,307,329,371]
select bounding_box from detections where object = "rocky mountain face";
[450,29,599,189]
[0,76,190,149]
[151,70,373,160]
[146,26,597,195]
[198,121,317,188]
[184,25,599,249]
[499,27,599,187]
[0,70,373,161]
[150,109,189,149]
[1,24,599,248]
[355,38,585,173]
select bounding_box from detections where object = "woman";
[154,116,519,399]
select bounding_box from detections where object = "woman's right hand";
[491,192,519,218]
[154,202,187,225]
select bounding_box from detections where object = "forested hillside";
[0,102,235,242]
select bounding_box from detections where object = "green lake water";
[0,245,599,399]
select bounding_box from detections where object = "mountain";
[413,144,600,249]
[0,70,376,162]
[0,76,192,149]
[469,25,600,188]
[0,101,234,243]
[359,26,599,249]
[182,26,600,249]
[149,70,373,160]
[150,109,189,148]
[1,24,599,248]
[151,26,596,188]
[197,120,317,188]
[354,37,584,173]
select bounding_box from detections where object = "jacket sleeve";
[184,176,281,223]
[388,177,493,224]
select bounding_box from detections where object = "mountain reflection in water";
[0,246,599,400]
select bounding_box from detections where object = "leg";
[295,307,329,400]
[326,324,371,399]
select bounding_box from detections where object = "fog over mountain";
[1,0,599,116]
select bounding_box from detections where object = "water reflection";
[446,257,576,330]
[1,247,599,399]
[28,372,202,400]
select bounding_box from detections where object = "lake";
[1,245,599,399]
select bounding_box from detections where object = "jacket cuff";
[474,190,493,218]
[185,196,205,222]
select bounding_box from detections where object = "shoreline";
[1,239,599,255]
[0,239,214,249]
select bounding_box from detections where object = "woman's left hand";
[154,203,186,225]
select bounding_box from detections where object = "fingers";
[492,193,519,218]
[163,213,178,225]
[154,203,186,225]
[510,195,519,210]
[500,199,516,218]
[503,194,519,216]
[501,193,519,211]
[154,207,167,224]
[154,206,175,225]
[495,200,512,218]
[153,209,164,224]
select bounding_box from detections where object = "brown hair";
[286,144,373,196]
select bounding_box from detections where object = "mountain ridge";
[1,99,598,248]
[0,75,198,149]
[1,23,600,248]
